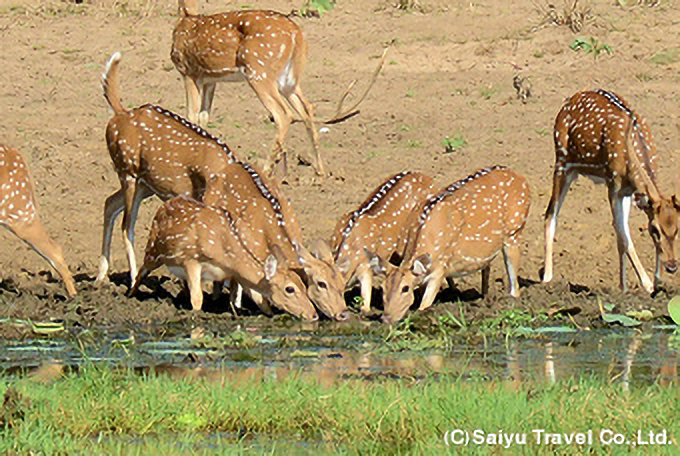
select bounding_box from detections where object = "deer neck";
[625,115,663,203]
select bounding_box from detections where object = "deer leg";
[199,82,216,128]
[10,218,77,297]
[503,238,522,298]
[248,78,292,174]
[229,278,243,309]
[609,189,654,293]
[481,265,491,296]
[246,288,273,316]
[543,169,575,283]
[96,189,125,282]
[418,271,444,311]
[183,75,202,125]
[356,263,373,313]
[285,86,324,176]
[121,181,153,284]
[184,260,204,311]
[654,253,662,290]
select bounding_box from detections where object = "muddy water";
[0,319,677,387]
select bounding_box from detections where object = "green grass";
[0,366,677,454]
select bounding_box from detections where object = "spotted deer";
[203,162,348,320]
[543,90,679,294]
[368,166,531,324]
[130,196,318,320]
[171,0,322,175]
[328,171,436,313]
[0,145,77,297]
[97,51,238,284]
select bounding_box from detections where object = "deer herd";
[1,1,678,324]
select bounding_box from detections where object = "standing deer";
[0,145,77,297]
[368,166,531,324]
[97,51,237,284]
[543,90,679,294]
[329,171,436,313]
[171,0,322,175]
[203,162,348,320]
[130,196,318,321]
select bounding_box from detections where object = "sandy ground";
[0,0,679,334]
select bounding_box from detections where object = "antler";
[324,46,389,125]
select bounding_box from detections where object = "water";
[0,320,677,388]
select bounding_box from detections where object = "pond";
[0,319,677,389]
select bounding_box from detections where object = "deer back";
[105,105,236,200]
[172,9,305,82]
[402,166,530,277]
[553,90,659,188]
[0,145,37,226]
[203,162,301,265]
[142,196,317,320]
[330,171,436,280]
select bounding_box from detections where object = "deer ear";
[634,192,652,211]
[310,239,334,263]
[293,241,312,266]
[364,248,386,276]
[264,254,278,280]
[412,254,432,276]
[336,257,351,275]
[672,195,680,212]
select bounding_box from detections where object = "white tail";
[543,90,679,294]
[329,171,436,313]
[369,166,531,324]
[130,196,318,321]
[171,2,322,175]
[0,145,77,297]
[203,162,349,320]
[97,52,237,284]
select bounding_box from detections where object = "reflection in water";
[0,328,677,388]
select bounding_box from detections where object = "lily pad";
[668,296,680,325]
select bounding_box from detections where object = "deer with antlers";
[368,166,531,324]
[97,51,238,285]
[130,196,318,320]
[202,162,349,320]
[0,145,77,297]
[328,171,436,314]
[171,0,323,175]
[543,90,679,294]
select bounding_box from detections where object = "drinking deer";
[543,90,679,294]
[171,1,322,175]
[368,166,531,324]
[0,145,77,297]
[130,196,318,320]
[203,162,348,320]
[329,171,436,313]
[97,51,237,284]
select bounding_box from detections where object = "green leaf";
[668,296,680,325]
[626,309,654,321]
[601,313,641,327]
[30,321,65,334]
[290,350,320,358]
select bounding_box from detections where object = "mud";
[0,0,679,338]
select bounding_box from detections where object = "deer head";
[298,240,349,321]
[262,245,319,322]
[635,193,680,275]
